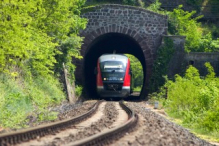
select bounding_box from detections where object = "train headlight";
[103,78,106,80]
[120,78,123,80]
[111,56,116,60]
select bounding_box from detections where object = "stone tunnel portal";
[76,4,168,99]
[83,33,146,98]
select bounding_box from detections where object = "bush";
[163,63,219,132]
[148,37,174,93]
[0,0,87,77]
[133,86,142,92]
[168,5,219,52]
[0,73,65,128]
[75,85,83,97]
[146,0,162,13]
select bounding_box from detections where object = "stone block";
[100,27,105,34]
[122,27,128,34]
[79,4,169,96]
[127,29,132,36]
[130,30,137,37]
[96,28,102,35]
[112,24,116,32]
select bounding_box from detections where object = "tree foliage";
[0,0,87,128]
[126,54,143,90]
[0,73,65,128]
[168,5,219,52]
[148,37,174,93]
[160,63,219,133]
[0,0,87,76]
[146,0,162,13]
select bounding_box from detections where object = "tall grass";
[153,63,219,141]
[0,73,65,128]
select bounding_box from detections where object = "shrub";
[133,86,142,92]
[148,37,174,93]
[75,85,83,97]
[163,63,219,132]
[168,5,219,52]
[0,73,65,128]
[146,0,162,13]
[0,0,87,77]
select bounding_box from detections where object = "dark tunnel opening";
[83,33,146,98]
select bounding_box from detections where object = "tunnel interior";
[83,33,146,98]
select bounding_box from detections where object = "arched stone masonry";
[75,4,168,98]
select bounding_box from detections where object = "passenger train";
[96,54,133,98]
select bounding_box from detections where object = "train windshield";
[100,61,126,72]
[100,61,126,81]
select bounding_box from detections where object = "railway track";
[0,100,214,145]
[0,100,101,146]
[66,101,137,146]
[0,100,138,146]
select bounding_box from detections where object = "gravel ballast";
[120,102,214,146]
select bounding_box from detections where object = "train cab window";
[100,61,126,81]
[100,61,126,72]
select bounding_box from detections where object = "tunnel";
[83,33,146,99]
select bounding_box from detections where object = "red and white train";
[96,54,133,98]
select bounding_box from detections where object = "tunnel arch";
[83,32,146,98]
[74,4,168,99]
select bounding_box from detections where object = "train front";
[96,54,131,98]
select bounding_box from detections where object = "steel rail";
[66,100,138,146]
[0,100,102,146]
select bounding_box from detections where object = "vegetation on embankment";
[0,0,87,128]
[0,74,65,128]
[149,1,219,91]
[150,63,219,142]
[147,1,219,141]
[85,0,219,143]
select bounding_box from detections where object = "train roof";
[99,54,128,62]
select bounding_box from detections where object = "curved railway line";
[0,100,138,146]
[0,100,216,146]
[0,101,102,146]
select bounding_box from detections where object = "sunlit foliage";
[0,0,87,76]
[160,63,219,133]
[0,0,87,128]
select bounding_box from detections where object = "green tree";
[168,5,219,52]
[0,0,87,76]
[125,54,143,90]
[168,5,203,52]
[146,0,162,13]
[163,63,219,132]
[0,0,87,128]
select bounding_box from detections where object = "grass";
[168,113,219,143]
[133,86,142,92]
[148,97,219,144]
[0,73,65,128]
